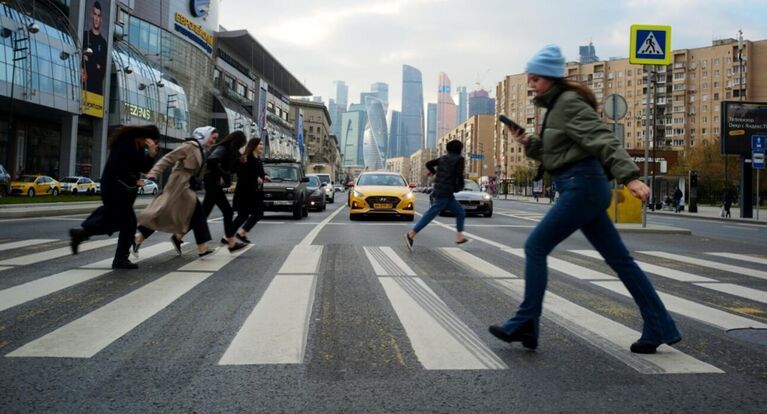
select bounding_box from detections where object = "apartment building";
[494,38,767,179]
[409,148,440,187]
[437,114,495,179]
[385,157,411,181]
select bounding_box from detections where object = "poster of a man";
[81,0,110,117]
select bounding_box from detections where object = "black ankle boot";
[112,257,138,269]
[489,319,538,350]
[69,228,90,255]
[630,336,682,354]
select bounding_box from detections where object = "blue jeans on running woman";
[500,158,680,344]
[412,195,465,234]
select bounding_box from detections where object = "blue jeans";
[502,158,680,343]
[412,195,465,234]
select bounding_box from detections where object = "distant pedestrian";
[232,137,268,243]
[673,187,683,213]
[133,126,218,257]
[404,139,469,251]
[488,44,680,354]
[723,189,733,218]
[69,125,159,269]
[202,130,248,252]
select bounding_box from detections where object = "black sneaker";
[198,249,214,258]
[170,235,183,255]
[456,238,471,245]
[404,233,414,252]
[236,233,251,244]
[112,257,138,269]
[220,237,228,244]
[228,242,247,253]
[630,337,681,354]
[69,228,89,255]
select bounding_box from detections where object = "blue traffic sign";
[753,152,765,170]
[468,153,484,160]
[752,135,766,152]
[630,25,672,65]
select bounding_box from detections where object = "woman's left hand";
[626,179,650,201]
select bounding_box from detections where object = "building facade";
[340,105,366,167]
[362,96,387,170]
[370,82,388,112]
[400,64,424,157]
[426,102,437,148]
[494,38,767,179]
[438,114,494,179]
[457,86,468,125]
[468,89,494,117]
[436,72,457,141]
[409,147,439,187]
[385,156,410,181]
[387,110,400,159]
[289,99,339,179]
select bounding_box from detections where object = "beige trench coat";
[138,140,203,234]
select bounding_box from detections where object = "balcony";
[673,63,686,70]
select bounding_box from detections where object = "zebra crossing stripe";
[491,279,724,374]
[0,239,58,252]
[439,248,517,278]
[379,276,507,370]
[692,283,767,305]
[570,250,716,283]
[364,246,416,276]
[82,242,175,269]
[0,238,117,267]
[705,252,767,266]
[7,272,211,358]
[218,274,318,365]
[177,244,253,272]
[592,281,767,331]
[638,251,767,281]
[503,248,617,281]
[0,269,111,312]
[278,245,323,274]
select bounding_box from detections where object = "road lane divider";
[0,238,117,268]
[0,239,58,252]
[705,252,767,266]
[438,247,516,279]
[638,251,767,281]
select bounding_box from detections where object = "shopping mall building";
[0,0,310,179]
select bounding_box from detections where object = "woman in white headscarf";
[134,126,218,257]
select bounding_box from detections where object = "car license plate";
[373,203,392,209]
[463,204,477,210]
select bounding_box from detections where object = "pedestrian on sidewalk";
[723,188,733,218]
[673,187,683,213]
[404,139,469,251]
[133,126,218,258]
[202,130,248,252]
[69,125,159,269]
[488,45,680,354]
[232,137,268,243]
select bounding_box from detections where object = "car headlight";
[352,189,365,198]
[403,191,414,199]
[484,194,491,200]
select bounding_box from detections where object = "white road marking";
[570,250,716,283]
[723,225,757,231]
[298,204,346,246]
[592,281,767,330]
[706,252,767,266]
[7,272,211,358]
[177,245,252,272]
[278,245,323,274]
[638,251,767,280]
[693,283,767,305]
[0,269,111,312]
[379,276,506,370]
[504,248,617,281]
[364,246,416,276]
[496,212,542,222]
[492,279,723,374]
[219,274,318,365]
[439,248,517,279]
[0,239,58,252]
[82,242,174,269]
[0,238,117,267]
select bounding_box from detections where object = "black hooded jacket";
[426,153,465,198]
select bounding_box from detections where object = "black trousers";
[202,184,235,237]
[233,192,264,233]
[81,202,136,261]
[138,200,211,245]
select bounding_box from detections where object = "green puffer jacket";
[524,84,640,185]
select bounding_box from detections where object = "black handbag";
[187,139,206,191]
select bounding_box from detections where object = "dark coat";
[427,153,465,198]
[204,144,237,188]
[233,153,266,212]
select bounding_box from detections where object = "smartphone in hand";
[499,114,525,134]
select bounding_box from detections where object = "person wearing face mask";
[133,126,218,258]
[69,125,159,269]
[488,45,681,355]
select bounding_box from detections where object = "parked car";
[10,175,61,197]
[139,179,159,195]
[0,163,10,197]
[93,178,101,194]
[334,184,345,193]
[348,172,415,221]
[435,179,493,217]
[59,176,96,194]
[262,159,310,220]
[312,173,335,203]
[305,175,327,211]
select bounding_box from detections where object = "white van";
[312,173,334,203]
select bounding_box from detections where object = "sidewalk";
[494,194,767,225]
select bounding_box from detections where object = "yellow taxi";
[59,176,97,194]
[348,172,415,221]
[10,175,62,197]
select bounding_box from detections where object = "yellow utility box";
[607,186,642,223]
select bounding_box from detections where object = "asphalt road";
[0,193,765,413]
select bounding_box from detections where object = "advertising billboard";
[81,0,111,118]
[721,101,767,155]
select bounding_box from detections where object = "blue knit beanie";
[526,44,566,78]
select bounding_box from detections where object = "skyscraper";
[469,89,495,117]
[579,42,598,64]
[388,110,401,159]
[370,82,389,112]
[457,86,468,125]
[340,104,366,166]
[437,72,457,140]
[332,81,349,137]
[400,64,425,157]
[426,103,437,148]
[363,96,388,170]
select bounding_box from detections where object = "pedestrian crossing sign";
[630,24,672,65]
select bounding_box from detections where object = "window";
[714,70,720,77]
[213,68,221,85]
[714,93,720,101]
[702,71,708,78]
[224,75,235,92]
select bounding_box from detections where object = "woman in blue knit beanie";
[489,45,681,355]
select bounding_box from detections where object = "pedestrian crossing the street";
[0,236,765,376]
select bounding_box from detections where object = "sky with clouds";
[220,0,767,114]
